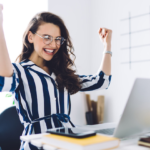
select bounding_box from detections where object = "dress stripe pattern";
[0,59,112,150]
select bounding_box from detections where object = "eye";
[44,35,50,39]
[56,37,62,40]
[56,39,61,41]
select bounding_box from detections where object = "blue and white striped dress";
[0,59,111,150]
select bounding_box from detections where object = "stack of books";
[26,133,120,150]
[85,94,105,125]
[138,136,150,148]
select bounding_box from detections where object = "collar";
[20,59,56,80]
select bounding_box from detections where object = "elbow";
[101,78,111,90]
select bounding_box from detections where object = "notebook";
[42,134,120,150]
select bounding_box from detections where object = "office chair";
[0,106,24,150]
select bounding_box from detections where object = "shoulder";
[12,59,34,70]
[11,59,30,74]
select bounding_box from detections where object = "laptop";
[80,78,150,139]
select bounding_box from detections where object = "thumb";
[0,4,3,11]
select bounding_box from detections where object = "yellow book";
[42,134,120,150]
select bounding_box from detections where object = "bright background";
[1,0,150,126]
[0,0,48,113]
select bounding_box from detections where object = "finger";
[104,29,108,34]
[102,28,106,35]
[102,28,110,34]
[100,34,103,39]
[0,4,3,10]
[98,28,102,34]
[99,33,103,40]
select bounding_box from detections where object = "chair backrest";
[0,106,24,150]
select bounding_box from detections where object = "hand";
[0,4,3,25]
[98,28,112,48]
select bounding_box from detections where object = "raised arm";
[96,28,112,76]
[0,4,13,77]
[78,28,112,92]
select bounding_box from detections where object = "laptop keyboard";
[96,128,115,135]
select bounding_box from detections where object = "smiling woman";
[16,12,81,94]
[0,3,112,150]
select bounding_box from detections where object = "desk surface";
[29,122,150,150]
[78,122,150,150]
[114,138,149,150]
[30,136,149,150]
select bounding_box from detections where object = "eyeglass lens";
[44,36,65,46]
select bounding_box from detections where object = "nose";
[49,39,57,47]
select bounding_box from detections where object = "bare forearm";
[100,45,111,75]
[0,25,13,77]
[97,28,112,76]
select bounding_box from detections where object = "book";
[91,96,105,124]
[138,136,150,148]
[42,134,120,150]
[91,100,97,124]
[97,96,104,124]
[30,139,66,150]
[85,94,94,125]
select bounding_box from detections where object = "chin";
[44,57,53,62]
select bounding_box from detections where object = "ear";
[28,31,34,43]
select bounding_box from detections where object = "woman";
[0,4,112,150]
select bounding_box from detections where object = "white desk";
[77,122,150,150]
[30,136,149,150]
[27,123,150,150]
[114,138,149,150]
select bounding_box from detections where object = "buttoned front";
[0,59,112,150]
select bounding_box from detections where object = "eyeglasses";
[35,33,66,46]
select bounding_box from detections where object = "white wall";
[49,0,150,125]
[0,0,48,113]
[90,0,150,122]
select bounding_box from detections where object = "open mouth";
[43,48,55,54]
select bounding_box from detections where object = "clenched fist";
[98,28,112,47]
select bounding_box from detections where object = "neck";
[29,50,46,68]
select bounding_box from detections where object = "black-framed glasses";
[35,32,66,46]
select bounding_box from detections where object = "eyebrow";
[43,34,61,38]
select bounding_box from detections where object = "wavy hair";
[16,12,81,94]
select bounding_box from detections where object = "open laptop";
[80,78,150,139]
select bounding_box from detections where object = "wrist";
[104,43,111,51]
[103,51,112,57]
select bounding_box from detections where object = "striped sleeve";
[78,70,112,92]
[0,65,19,93]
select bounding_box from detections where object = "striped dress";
[0,59,111,150]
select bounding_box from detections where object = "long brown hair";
[16,12,81,94]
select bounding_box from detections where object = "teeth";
[44,49,54,53]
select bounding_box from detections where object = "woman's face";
[28,23,61,62]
